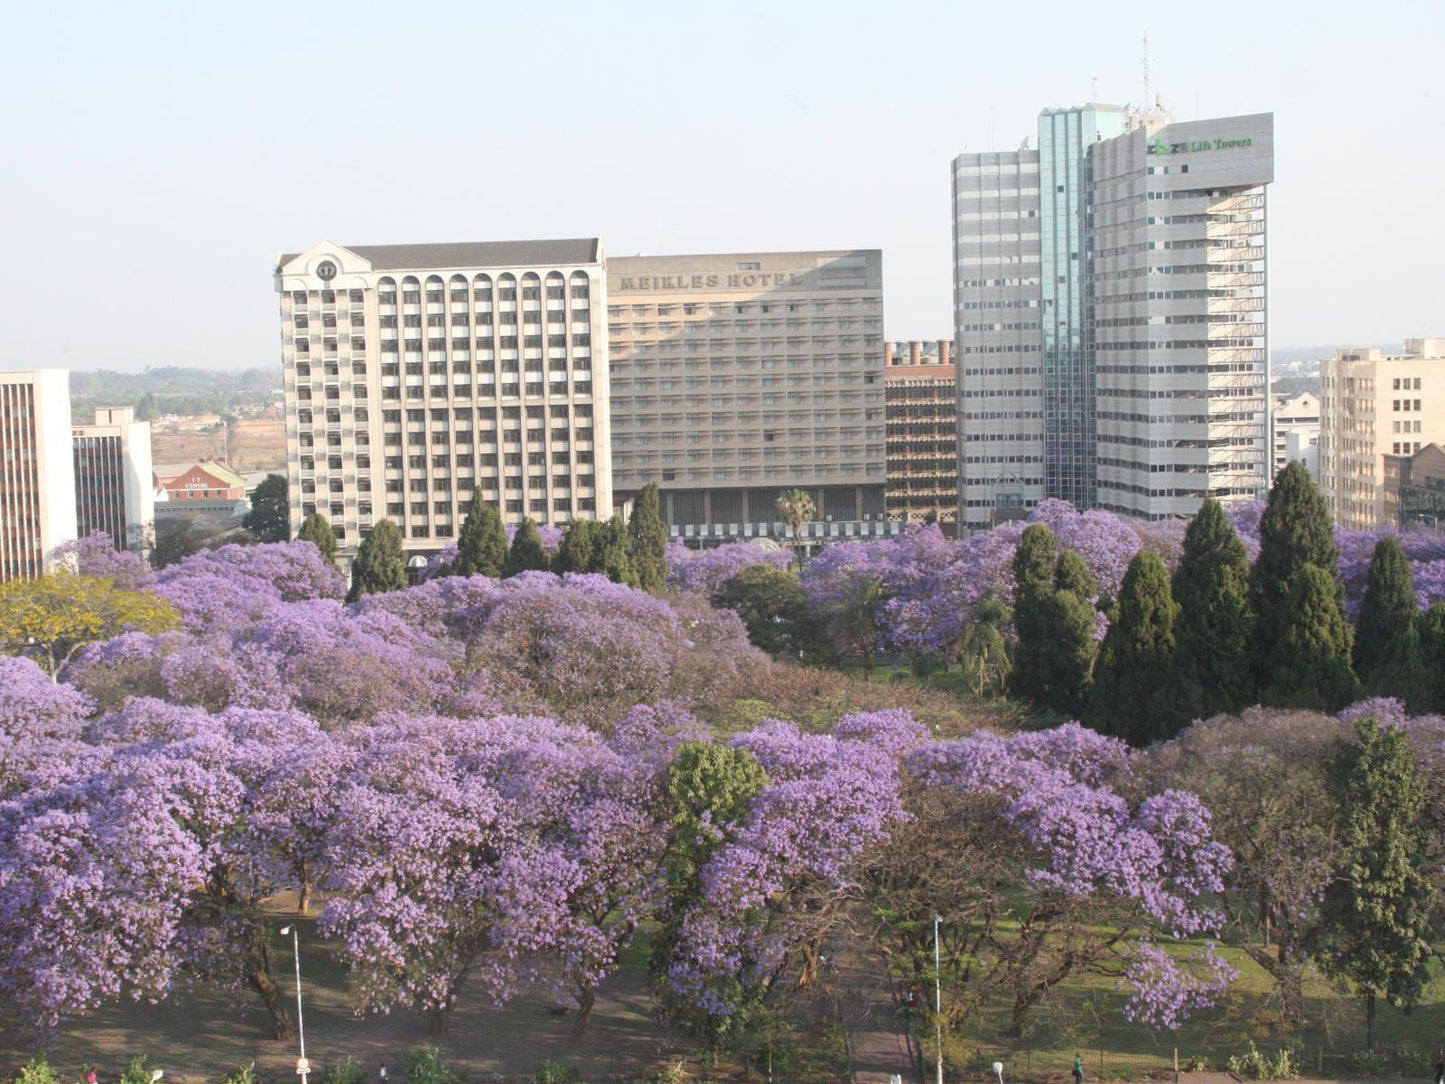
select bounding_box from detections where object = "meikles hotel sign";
[614,271,807,292]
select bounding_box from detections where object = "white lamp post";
[934,914,944,1084]
[280,924,309,1084]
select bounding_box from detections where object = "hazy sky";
[2,0,1441,373]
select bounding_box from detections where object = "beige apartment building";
[1271,391,1320,481]
[1320,339,1445,529]
[274,240,610,560]
[606,251,894,542]
[0,369,77,581]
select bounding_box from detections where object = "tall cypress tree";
[1353,535,1422,699]
[504,518,551,577]
[628,483,669,593]
[1264,564,1359,710]
[1053,549,1098,598]
[1171,499,1255,721]
[347,519,407,602]
[1089,550,1178,744]
[296,512,338,568]
[1034,586,1098,718]
[1319,716,1437,1052]
[1416,602,1445,713]
[1252,462,1340,684]
[455,496,508,578]
[556,518,604,575]
[1009,524,1059,704]
[602,514,639,588]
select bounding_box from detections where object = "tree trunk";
[429,1005,451,1034]
[1365,988,1376,1052]
[244,955,293,1041]
[573,985,596,1035]
[298,860,311,917]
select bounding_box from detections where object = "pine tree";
[1264,564,1359,710]
[347,519,407,602]
[556,518,604,575]
[1170,499,1255,721]
[504,518,551,577]
[1319,716,1437,1052]
[1089,550,1178,744]
[1353,535,1422,699]
[454,495,508,578]
[601,514,639,587]
[628,483,669,592]
[1252,462,1340,683]
[1009,524,1059,704]
[1034,586,1097,718]
[296,512,338,568]
[1053,549,1098,598]
[243,474,290,544]
[1416,602,1445,712]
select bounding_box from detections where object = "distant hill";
[69,365,281,422]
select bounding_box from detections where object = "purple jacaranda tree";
[154,542,347,634]
[52,531,156,591]
[0,763,204,1036]
[666,539,791,595]
[894,723,1234,1034]
[0,656,93,793]
[664,717,910,1024]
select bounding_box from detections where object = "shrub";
[404,1048,454,1084]
[1227,1041,1299,1080]
[13,1056,59,1084]
[221,1066,258,1084]
[535,1063,579,1084]
[320,1060,367,1084]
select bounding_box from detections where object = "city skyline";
[2,1,1442,374]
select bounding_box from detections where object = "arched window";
[449,273,468,303]
[424,275,445,304]
[545,271,566,301]
[520,272,541,303]
[473,273,493,299]
[497,273,517,302]
[401,276,421,304]
[569,270,590,301]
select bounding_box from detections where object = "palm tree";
[775,489,816,569]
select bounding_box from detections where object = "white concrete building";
[1320,340,1445,530]
[73,406,154,551]
[606,251,893,541]
[274,240,611,558]
[953,105,1274,528]
[0,369,77,581]
[1271,391,1320,481]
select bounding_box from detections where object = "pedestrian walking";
[86,1068,98,1084]
[1431,1051,1442,1084]
[379,1064,388,1084]
[1073,1054,1084,1084]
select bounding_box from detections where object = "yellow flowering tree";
[0,573,181,680]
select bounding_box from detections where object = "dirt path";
[831,944,915,1084]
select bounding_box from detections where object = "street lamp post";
[280,924,309,1084]
[934,913,944,1084]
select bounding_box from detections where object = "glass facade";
[1037,106,1128,508]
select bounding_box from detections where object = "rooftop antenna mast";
[1142,35,1150,110]
[1091,76,1098,101]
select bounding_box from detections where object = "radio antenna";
[1142,35,1151,109]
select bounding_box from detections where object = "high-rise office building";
[274,240,611,560]
[607,251,893,542]
[1271,391,1320,481]
[953,105,1274,529]
[72,406,154,550]
[0,369,78,582]
[884,340,958,530]
[1320,340,1445,530]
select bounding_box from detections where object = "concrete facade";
[1271,391,1320,481]
[953,106,1274,529]
[1320,341,1445,530]
[72,406,154,551]
[606,251,893,541]
[884,341,958,529]
[0,369,77,581]
[274,240,610,558]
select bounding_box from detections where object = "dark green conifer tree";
[243,474,290,544]
[1034,586,1097,718]
[1416,602,1445,712]
[556,518,604,575]
[504,518,550,577]
[1089,550,1178,744]
[1053,549,1098,598]
[1319,716,1437,1052]
[346,519,407,602]
[1353,535,1422,700]
[1264,564,1359,710]
[628,483,669,593]
[296,512,338,568]
[1170,499,1255,721]
[1251,462,1340,683]
[454,495,508,578]
[1009,524,1059,704]
[602,514,639,587]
